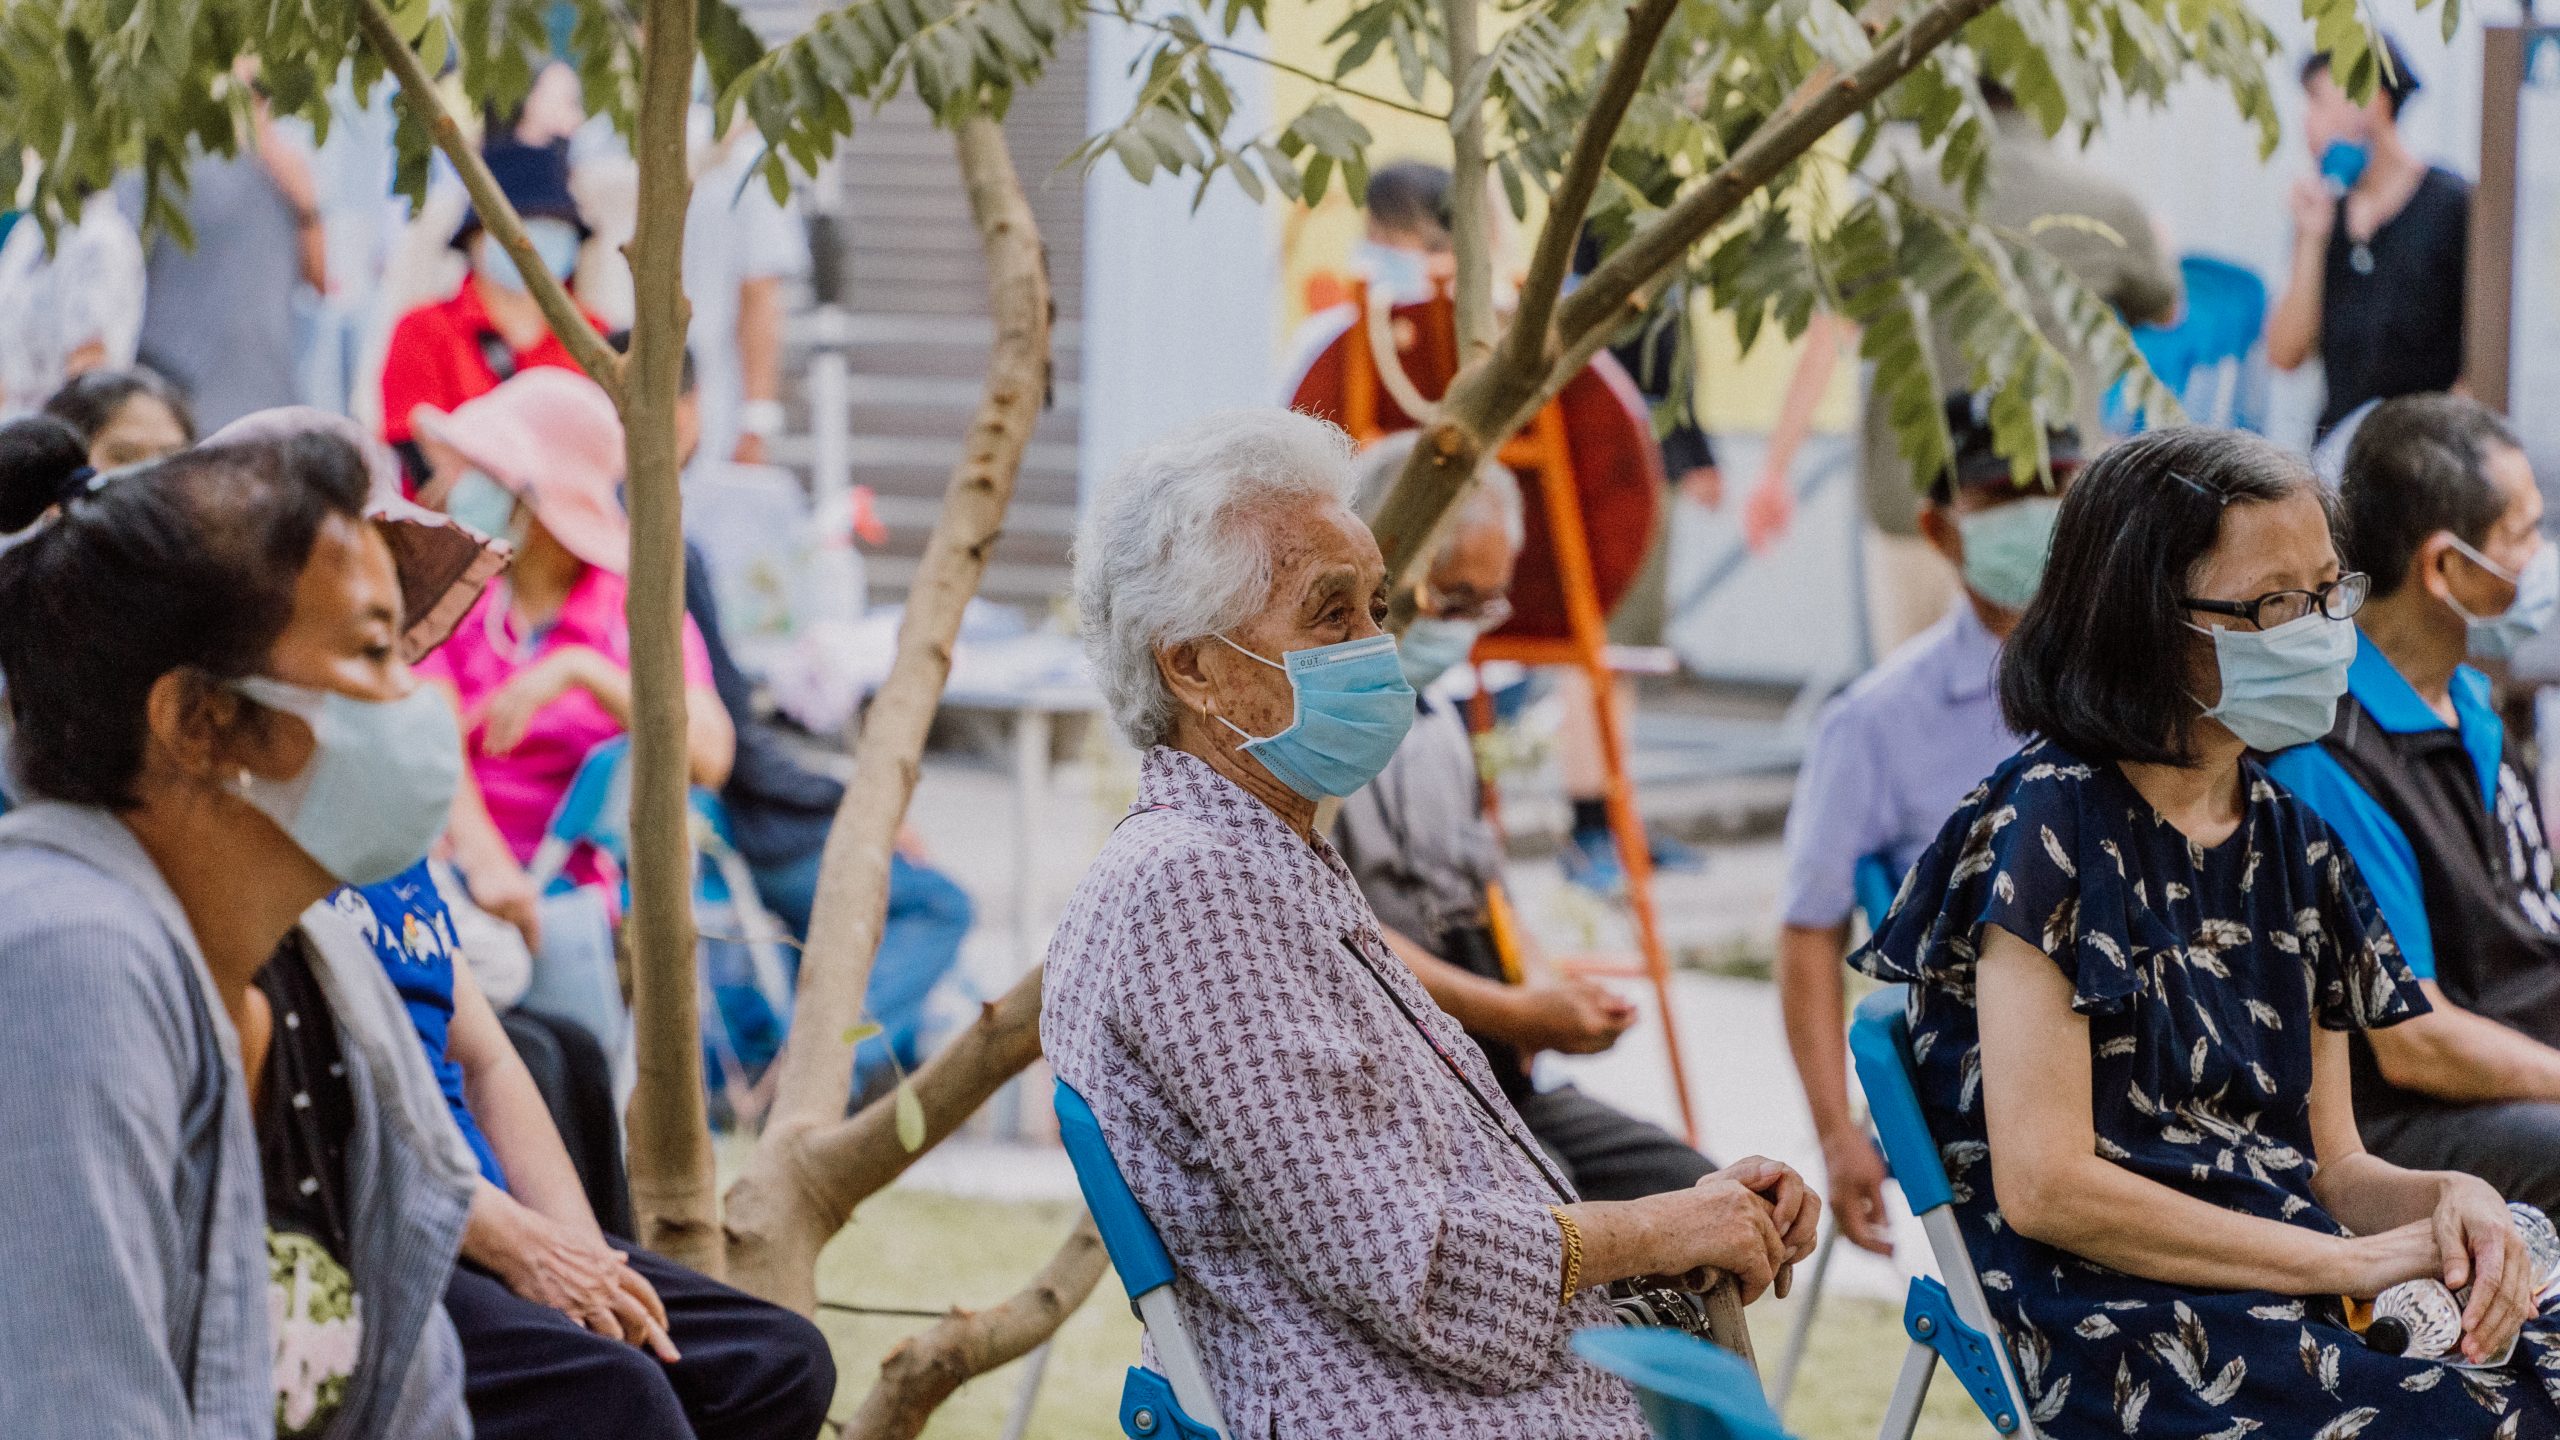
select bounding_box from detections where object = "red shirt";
[378,279,602,450]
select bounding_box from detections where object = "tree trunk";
[726,966,1048,1312]
[839,1217,1110,1440]
[1442,0,1492,364]
[619,0,724,1274]
[722,110,1050,1302]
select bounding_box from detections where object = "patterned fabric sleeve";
[2301,813,2429,1033]
[1107,836,1577,1394]
[1854,750,2142,1015]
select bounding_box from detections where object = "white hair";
[1350,430,1525,553]
[1075,408,1360,747]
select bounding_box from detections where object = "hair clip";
[55,465,98,506]
[2167,470,2227,506]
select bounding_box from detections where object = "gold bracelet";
[1550,1206,1584,1303]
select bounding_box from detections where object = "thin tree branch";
[1444,0,1493,360]
[1501,0,1682,373]
[839,1218,1111,1440]
[1083,5,1449,121]
[1552,0,1998,357]
[351,0,626,407]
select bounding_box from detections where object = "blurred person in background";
[1048,407,1817,1439]
[41,367,196,471]
[1775,396,2077,1256]
[1757,80,2179,654]
[0,417,475,1440]
[1337,431,1714,1201]
[2269,396,2560,1217]
[683,106,809,468]
[410,370,733,1045]
[123,88,328,431]
[0,186,144,421]
[2268,34,2468,443]
[380,138,604,488]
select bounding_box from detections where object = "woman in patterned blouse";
[1044,409,1818,1438]
[1856,427,2560,1436]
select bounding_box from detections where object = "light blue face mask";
[2319,139,2371,192]
[1215,632,1416,800]
[1954,496,2062,612]
[2447,535,2560,663]
[230,676,464,887]
[475,217,583,295]
[1352,240,1433,306]
[1397,615,1483,692]
[443,468,519,539]
[2189,611,2358,752]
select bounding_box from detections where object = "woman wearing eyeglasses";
[1853,428,2560,1437]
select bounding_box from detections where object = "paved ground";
[888,699,1934,1307]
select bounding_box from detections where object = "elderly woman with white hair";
[1043,409,1818,1438]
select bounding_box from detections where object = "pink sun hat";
[411,368,629,576]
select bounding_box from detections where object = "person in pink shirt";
[412,368,735,949]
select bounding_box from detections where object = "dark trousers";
[1517,1083,1715,1202]
[2363,1099,2560,1219]
[446,1243,836,1440]
[500,1007,634,1239]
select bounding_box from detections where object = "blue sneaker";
[1646,829,1707,875]
[1563,827,1629,896]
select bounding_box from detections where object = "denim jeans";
[751,850,973,1099]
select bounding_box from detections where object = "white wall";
[1078,13,1284,493]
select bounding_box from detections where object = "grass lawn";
[813,1189,1998,1439]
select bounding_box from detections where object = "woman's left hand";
[477,648,604,756]
[1711,1155,1822,1297]
[2432,1174,2536,1364]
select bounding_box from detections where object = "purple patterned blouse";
[1043,747,1647,1438]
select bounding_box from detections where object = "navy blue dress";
[1854,741,2560,1437]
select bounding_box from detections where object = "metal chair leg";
[1770,1220,1844,1411]
[1877,1339,1937,1440]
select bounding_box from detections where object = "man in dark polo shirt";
[2267,395,2560,1213]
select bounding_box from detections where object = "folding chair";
[1851,985,2039,1438]
[1769,852,1902,1409]
[1054,1079,1228,1439]
[1575,1328,1792,1440]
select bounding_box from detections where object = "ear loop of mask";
[1211,634,1287,744]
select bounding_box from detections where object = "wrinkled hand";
[2289,174,2335,244]
[477,648,602,757]
[1676,466,1724,511]
[1724,1155,1821,1275]
[1742,473,1795,554]
[1659,1170,1789,1303]
[1510,976,1638,1056]
[464,857,544,952]
[2435,1177,2535,1365]
[489,1206,679,1361]
[1821,1130,1895,1257]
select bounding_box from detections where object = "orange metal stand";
[1340,287,1702,1146]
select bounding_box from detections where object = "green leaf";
[842,1021,885,1046]
[894,1080,928,1152]
[697,0,767,103]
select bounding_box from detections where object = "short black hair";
[2302,33,2420,117]
[0,424,372,808]
[2341,394,2524,595]
[2000,427,2328,765]
[41,366,197,448]
[1924,391,2085,507]
[1363,162,1451,238]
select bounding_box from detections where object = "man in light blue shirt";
[1776,397,2078,1253]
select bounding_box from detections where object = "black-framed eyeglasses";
[2183,572,2370,630]
[1415,582,1512,629]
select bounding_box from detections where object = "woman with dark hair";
[1854,427,2560,1436]
[0,417,479,1439]
[41,365,196,470]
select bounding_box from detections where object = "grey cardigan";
[0,803,479,1440]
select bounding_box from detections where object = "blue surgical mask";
[1352,240,1433,306]
[2189,611,2357,752]
[1398,616,1482,691]
[1214,633,1416,799]
[2319,139,2370,193]
[443,468,518,539]
[475,217,583,294]
[230,676,463,887]
[2447,536,2560,662]
[1954,496,2061,611]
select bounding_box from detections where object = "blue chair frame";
[1575,1328,1793,1440]
[1055,1080,1228,1439]
[1851,985,2040,1438]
